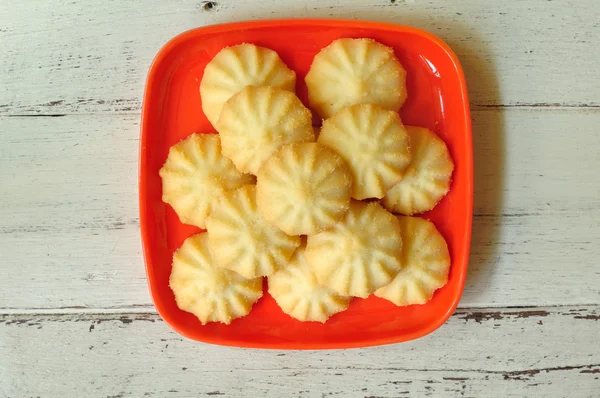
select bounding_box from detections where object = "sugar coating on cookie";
[169,233,263,325]
[216,86,315,175]
[382,126,454,215]
[206,185,301,278]
[305,38,407,119]
[200,43,296,127]
[319,104,411,200]
[305,201,403,298]
[256,142,352,235]
[268,245,351,323]
[159,133,255,228]
[375,216,450,306]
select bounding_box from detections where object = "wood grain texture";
[1,0,599,115]
[0,114,149,312]
[1,307,598,397]
[1,109,599,311]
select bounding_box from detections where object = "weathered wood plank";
[0,114,150,312]
[1,307,598,397]
[1,108,599,311]
[1,0,599,114]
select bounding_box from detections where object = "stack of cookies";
[160,40,454,325]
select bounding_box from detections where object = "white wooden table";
[1,1,599,396]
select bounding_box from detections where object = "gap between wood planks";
[1,305,598,381]
[1,304,598,317]
[3,103,600,118]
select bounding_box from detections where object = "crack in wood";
[573,315,599,320]
[347,364,600,381]
[1,305,596,318]
[475,103,600,109]
[580,369,600,374]
[6,114,66,117]
[43,100,65,107]
[474,213,544,217]
[0,304,155,316]
[459,310,550,323]
[0,217,140,235]
[503,364,600,380]
[2,104,599,117]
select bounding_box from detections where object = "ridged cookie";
[200,43,296,127]
[305,201,403,298]
[375,216,450,305]
[206,185,301,278]
[217,86,315,174]
[256,142,352,235]
[169,233,263,324]
[319,104,411,199]
[268,244,351,323]
[159,133,255,228]
[305,38,407,119]
[382,126,454,215]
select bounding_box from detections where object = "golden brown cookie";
[268,245,351,323]
[375,216,450,305]
[256,142,352,235]
[305,201,403,298]
[319,104,411,199]
[200,43,296,127]
[382,126,454,215]
[305,38,407,119]
[206,185,301,278]
[159,133,255,228]
[169,233,263,324]
[216,86,315,175]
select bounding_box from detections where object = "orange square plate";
[139,19,472,349]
